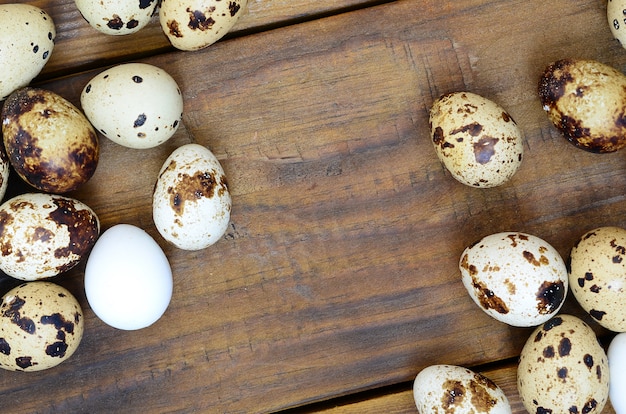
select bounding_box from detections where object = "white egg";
[608,332,626,413]
[0,4,55,100]
[80,63,183,149]
[75,0,159,35]
[84,224,172,330]
[153,143,231,250]
[459,232,568,327]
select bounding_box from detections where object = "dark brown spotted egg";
[608,0,626,48]
[1,87,99,194]
[74,0,159,35]
[0,281,84,372]
[0,4,55,100]
[429,91,523,188]
[539,59,626,153]
[81,63,183,149]
[413,364,512,413]
[569,226,626,332]
[153,143,231,250]
[0,193,100,281]
[159,0,248,51]
[459,232,568,327]
[518,315,609,414]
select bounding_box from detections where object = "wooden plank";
[1,0,625,412]
[28,0,392,80]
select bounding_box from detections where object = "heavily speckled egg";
[539,59,626,153]
[517,315,609,414]
[608,332,626,413]
[459,232,568,327]
[81,63,183,149]
[85,224,172,330]
[429,92,523,188]
[608,0,626,49]
[413,364,512,414]
[0,4,55,100]
[0,193,100,281]
[1,87,99,193]
[159,0,248,51]
[0,281,84,372]
[153,143,231,250]
[569,226,626,332]
[74,0,159,35]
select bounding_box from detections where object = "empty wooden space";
[0,0,623,412]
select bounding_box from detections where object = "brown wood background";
[0,0,623,412]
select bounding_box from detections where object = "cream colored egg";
[429,91,523,188]
[517,315,609,414]
[0,4,55,100]
[153,143,231,250]
[459,232,568,327]
[608,0,626,48]
[81,63,183,149]
[0,281,84,372]
[569,226,626,332]
[413,364,512,414]
[75,0,159,35]
[0,193,100,281]
[159,0,248,51]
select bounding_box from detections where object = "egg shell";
[608,0,626,49]
[81,63,183,149]
[0,193,100,281]
[569,226,626,332]
[0,142,10,203]
[608,332,626,413]
[413,364,512,414]
[429,91,523,188]
[153,143,231,250]
[459,232,568,327]
[74,0,159,35]
[159,0,248,51]
[517,315,609,414]
[1,87,99,193]
[539,59,626,153]
[0,281,84,372]
[0,4,55,100]
[84,224,173,330]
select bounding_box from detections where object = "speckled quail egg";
[74,0,159,35]
[0,281,84,372]
[539,59,626,153]
[459,232,568,327]
[81,63,183,149]
[159,0,248,51]
[1,87,99,193]
[608,0,626,49]
[0,4,55,101]
[517,315,609,414]
[569,226,626,332]
[413,364,512,414]
[153,143,231,250]
[429,92,523,188]
[608,332,626,413]
[0,193,100,281]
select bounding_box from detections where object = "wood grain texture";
[1,0,625,412]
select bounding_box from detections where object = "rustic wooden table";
[0,0,623,412]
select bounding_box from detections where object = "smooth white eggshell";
[0,4,55,100]
[608,332,626,413]
[153,143,231,250]
[84,224,173,330]
[75,0,159,35]
[609,0,626,49]
[459,232,568,327]
[413,364,512,413]
[81,63,183,149]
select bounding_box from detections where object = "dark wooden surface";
[0,0,624,412]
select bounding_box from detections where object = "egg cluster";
[0,2,241,371]
[413,7,626,414]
